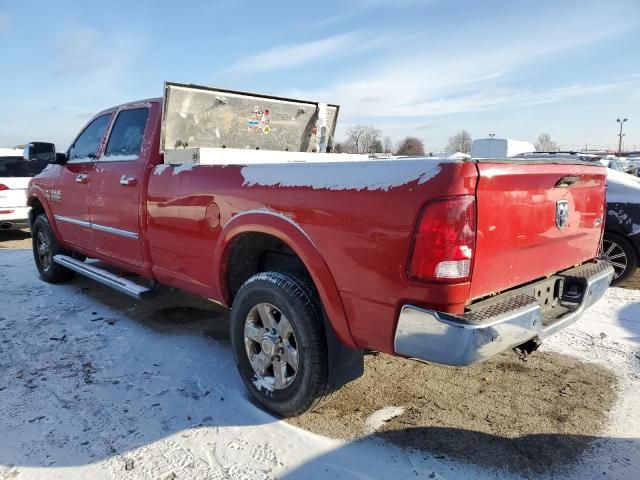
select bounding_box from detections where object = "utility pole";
[487,133,496,156]
[617,118,628,157]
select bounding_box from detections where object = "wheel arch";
[213,210,357,349]
[27,190,62,241]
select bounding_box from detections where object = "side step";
[53,255,153,299]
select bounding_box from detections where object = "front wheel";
[31,214,75,283]
[600,231,638,285]
[230,272,330,417]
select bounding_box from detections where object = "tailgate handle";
[555,176,580,188]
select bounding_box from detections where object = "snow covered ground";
[0,249,638,480]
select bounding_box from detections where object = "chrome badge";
[556,200,569,229]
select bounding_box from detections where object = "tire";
[31,214,75,283]
[230,271,330,417]
[600,231,638,285]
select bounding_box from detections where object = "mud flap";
[324,314,364,390]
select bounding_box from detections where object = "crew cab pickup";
[26,82,614,416]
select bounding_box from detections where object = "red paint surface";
[28,99,607,355]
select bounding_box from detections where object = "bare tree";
[446,130,472,154]
[344,125,382,154]
[396,136,425,156]
[535,133,559,152]
[383,136,393,154]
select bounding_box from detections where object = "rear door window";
[102,108,150,161]
[0,157,49,177]
[69,114,112,162]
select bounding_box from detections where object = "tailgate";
[470,161,606,300]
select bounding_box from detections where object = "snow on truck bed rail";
[157,148,450,192]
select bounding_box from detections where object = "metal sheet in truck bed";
[161,82,339,154]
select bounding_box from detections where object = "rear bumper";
[394,261,614,366]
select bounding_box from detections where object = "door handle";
[119,175,137,186]
[75,174,88,184]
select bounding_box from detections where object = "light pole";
[617,118,627,157]
[487,133,496,157]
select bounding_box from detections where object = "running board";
[53,255,153,299]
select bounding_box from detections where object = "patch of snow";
[241,160,443,191]
[172,162,196,175]
[363,406,406,434]
[252,375,275,393]
[608,206,640,235]
[152,163,171,176]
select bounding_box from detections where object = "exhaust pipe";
[0,222,14,230]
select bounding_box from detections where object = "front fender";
[27,188,63,243]
[213,209,357,349]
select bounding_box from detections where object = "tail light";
[408,195,476,282]
[0,184,9,191]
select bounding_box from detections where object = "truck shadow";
[0,254,635,477]
[281,429,639,478]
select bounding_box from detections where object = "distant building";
[470,138,534,158]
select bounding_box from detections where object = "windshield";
[0,156,49,177]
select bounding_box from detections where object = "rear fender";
[213,209,358,349]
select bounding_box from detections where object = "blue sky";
[1,0,639,151]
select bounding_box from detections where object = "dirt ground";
[288,352,617,474]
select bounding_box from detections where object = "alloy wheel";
[600,239,628,280]
[244,302,299,390]
[36,230,52,272]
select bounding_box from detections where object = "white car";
[0,148,48,230]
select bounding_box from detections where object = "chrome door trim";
[54,214,138,239]
[91,222,139,239]
[54,214,91,228]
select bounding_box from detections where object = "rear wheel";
[600,231,638,285]
[32,214,75,283]
[230,272,330,417]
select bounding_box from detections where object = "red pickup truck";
[26,83,613,416]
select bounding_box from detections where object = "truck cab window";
[68,114,112,162]
[103,108,149,160]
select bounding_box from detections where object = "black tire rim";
[600,239,628,279]
[36,230,52,272]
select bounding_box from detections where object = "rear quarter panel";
[147,159,478,353]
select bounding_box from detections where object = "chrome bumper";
[394,261,614,366]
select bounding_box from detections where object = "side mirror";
[23,142,62,164]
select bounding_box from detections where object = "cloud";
[221,33,362,76]
[284,22,635,121]
[220,29,427,79]
[0,14,8,33]
[316,0,436,28]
